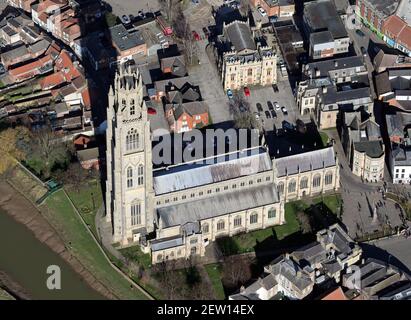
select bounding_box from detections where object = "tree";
[239,0,250,16]
[0,126,30,174]
[32,129,73,178]
[297,211,312,234]
[221,255,252,290]
[55,162,89,192]
[228,92,260,129]
[154,261,182,300]
[159,0,175,22]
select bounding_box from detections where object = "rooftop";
[110,24,145,52]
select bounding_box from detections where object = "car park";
[270,110,277,118]
[265,110,271,119]
[267,101,274,110]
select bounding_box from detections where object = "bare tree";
[159,0,175,22]
[228,92,260,129]
[296,211,312,234]
[222,255,252,290]
[154,261,182,299]
[239,0,250,16]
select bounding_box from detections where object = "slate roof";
[353,140,384,158]
[151,235,184,252]
[110,24,145,52]
[305,56,366,78]
[153,147,272,195]
[224,21,256,52]
[275,146,336,177]
[158,183,279,227]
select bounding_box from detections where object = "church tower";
[105,65,154,245]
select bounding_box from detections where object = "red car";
[192,30,200,41]
[244,87,250,97]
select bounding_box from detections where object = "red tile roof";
[321,287,348,300]
[40,71,66,89]
[398,25,411,50]
[383,15,406,37]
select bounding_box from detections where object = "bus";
[156,15,173,36]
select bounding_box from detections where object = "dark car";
[270,110,277,118]
[267,101,274,111]
[120,14,131,25]
[202,27,210,37]
[256,103,263,112]
[0,63,5,74]
[282,120,295,131]
[265,110,271,119]
[272,84,279,92]
[356,29,365,37]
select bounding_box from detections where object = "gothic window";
[126,129,139,151]
[313,174,321,188]
[234,216,242,227]
[217,220,225,231]
[130,201,141,226]
[278,182,284,195]
[157,254,163,261]
[268,208,276,219]
[325,171,333,185]
[300,177,308,189]
[247,68,253,76]
[127,167,133,188]
[250,212,258,224]
[122,99,126,109]
[202,223,209,234]
[288,179,296,193]
[130,99,135,116]
[138,164,144,185]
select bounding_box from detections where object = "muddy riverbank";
[0,180,114,299]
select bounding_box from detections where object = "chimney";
[322,86,328,94]
[334,60,338,68]
[315,67,320,77]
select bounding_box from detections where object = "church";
[105,65,340,264]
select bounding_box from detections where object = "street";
[103,0,160,16]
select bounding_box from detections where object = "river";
[0,210,104,300]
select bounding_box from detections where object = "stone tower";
[105,65,155,245]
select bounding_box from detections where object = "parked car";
[227,89,234,99]
[281,106,288,115]
[244,87,250,97]
[254,112,260,120]
[256,103,263,112]
[360,46,367,56]
[257,6,267,16]
[0,63,5,74]
[356,29,365,37]
[270,110,277,118]
[138,10,144,18]
[274,101,280,110]
[192,30,201,41]
[272,84,279,92]
[267,101,274,110]
[269,15,278,23]
[202,27,210,37]
[282,120,294,131]
[265,110,271,118]
[120,14,131,25]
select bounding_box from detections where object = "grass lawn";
[41,189,148,300]
[120,246,152,270]
[65,180,102,237]
[319,131,329,146]
[313,194,342,216]
[204,264,225,300]
[229,202,302,254]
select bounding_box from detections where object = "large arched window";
[130,99,135,116]
[313,174,321,188]
[250,212,258,224]
[277,182,284,195]
[138,164,144,185]
[127,167,133,188]
[217,220,225,231]
[268,208,276,219]
[130,201,141,226]
[300,177,308,189]
[234,216,242,227]
[202,223,209,234]
[126,129,139,151]
[325,171,333,185]
[288,179,296,193]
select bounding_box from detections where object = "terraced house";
[105,65,340,264]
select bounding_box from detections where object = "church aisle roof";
[158,183,279,227]
[153,147,272,195]
[275,147,336,177]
